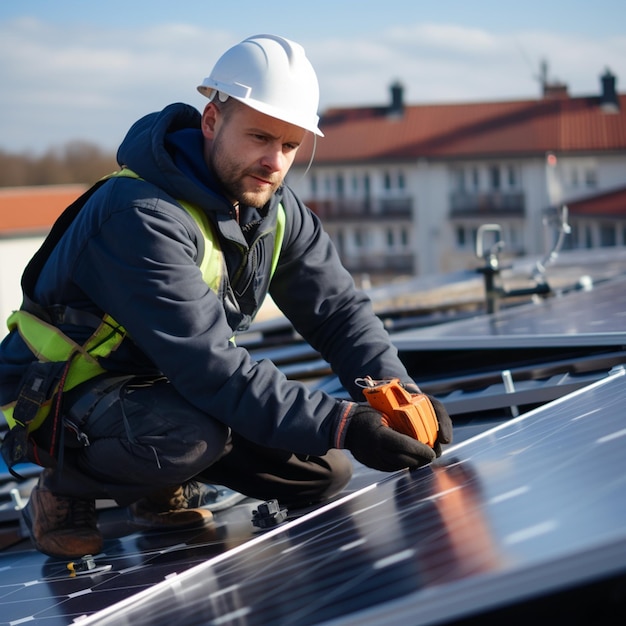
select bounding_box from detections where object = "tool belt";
[0,307,127,475]
[1,360,69,478]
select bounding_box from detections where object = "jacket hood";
[116,103,229,212]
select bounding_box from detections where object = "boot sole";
[22,498,103,560]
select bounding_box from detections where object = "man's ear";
[201,102,219,139]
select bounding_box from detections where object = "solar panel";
[391,276,626,350]
[77,367,626,626]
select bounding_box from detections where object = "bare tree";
[0,142,117,187]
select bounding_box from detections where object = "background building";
[288,70,626,284]
[1,69,625,323]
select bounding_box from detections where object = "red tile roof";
[3,91,625,234]
[299,94,626,163]
[0,185,86,235]
[567,185,626,217]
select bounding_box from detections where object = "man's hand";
[344,404,436,472]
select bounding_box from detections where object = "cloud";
[1,17,625,153]
[308,25,626,108]
[517,30,626,86]
[386,23,498,54]
[0,18,233,152]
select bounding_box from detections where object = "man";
[0,34,452,559]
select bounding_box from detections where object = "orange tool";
[360,377,439,448]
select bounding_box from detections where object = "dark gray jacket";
[0,103,411,455]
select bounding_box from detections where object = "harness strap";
[2,312,126,431]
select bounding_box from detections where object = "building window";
[355,229,369,248]
[310,174,318,197]
[363,174,371,210]
[456,226,466,247]
[400,228,409,248]
[335,230,344,255]
[585,168,598,188]
[382,170,406,192]
[471,167,480,190]
[354,230,362,248]
[489,165,501,190]
[451,167,465,192]
[386,228,395,248]
[600,223,616,247]
[336,173,345,198]
[455,225,479,249]
[507,165,517,188]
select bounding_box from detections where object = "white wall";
[276,150,626,278]
[413,161,449,276]
[0,237,44,329]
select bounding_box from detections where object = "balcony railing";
[307,197,413,220]
[449,191,525,216]
[342,252,414,273]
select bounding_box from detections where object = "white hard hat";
[197,34,323,137]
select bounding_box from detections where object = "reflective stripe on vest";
[1,169,285,432]
[2,313,126,431]
[113,168,286,293]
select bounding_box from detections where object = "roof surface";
[0,185,85,235]
[299,93,626,164]
[567,184,626,216]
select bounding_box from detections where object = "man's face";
[202,100,306,209]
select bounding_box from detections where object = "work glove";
[402,383,454,457]
[344,404,436,472]
[426,394,453,456]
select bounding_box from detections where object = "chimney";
[543,81,569,99]
[539,60,569,99]
[388,81,405,117]
[600,68,619,112]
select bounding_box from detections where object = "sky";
[1,0,625,155]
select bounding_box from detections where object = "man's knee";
[310,448,353,501]
[79,420,229,489]
[66,375,232,490]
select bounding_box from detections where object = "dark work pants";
[31,375,353,508]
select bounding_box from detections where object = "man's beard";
[228,168,280,209]
[210,139,281,209]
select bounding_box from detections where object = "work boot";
[22,469,103,559]
[128,481,217,530]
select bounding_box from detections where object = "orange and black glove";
[344,404,436,472]
[426,394,453,456]
[402,383,453,456]
[343,392,453,471]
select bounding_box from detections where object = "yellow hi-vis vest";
[1,169,285,434]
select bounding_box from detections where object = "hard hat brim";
[197,85,323,137]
